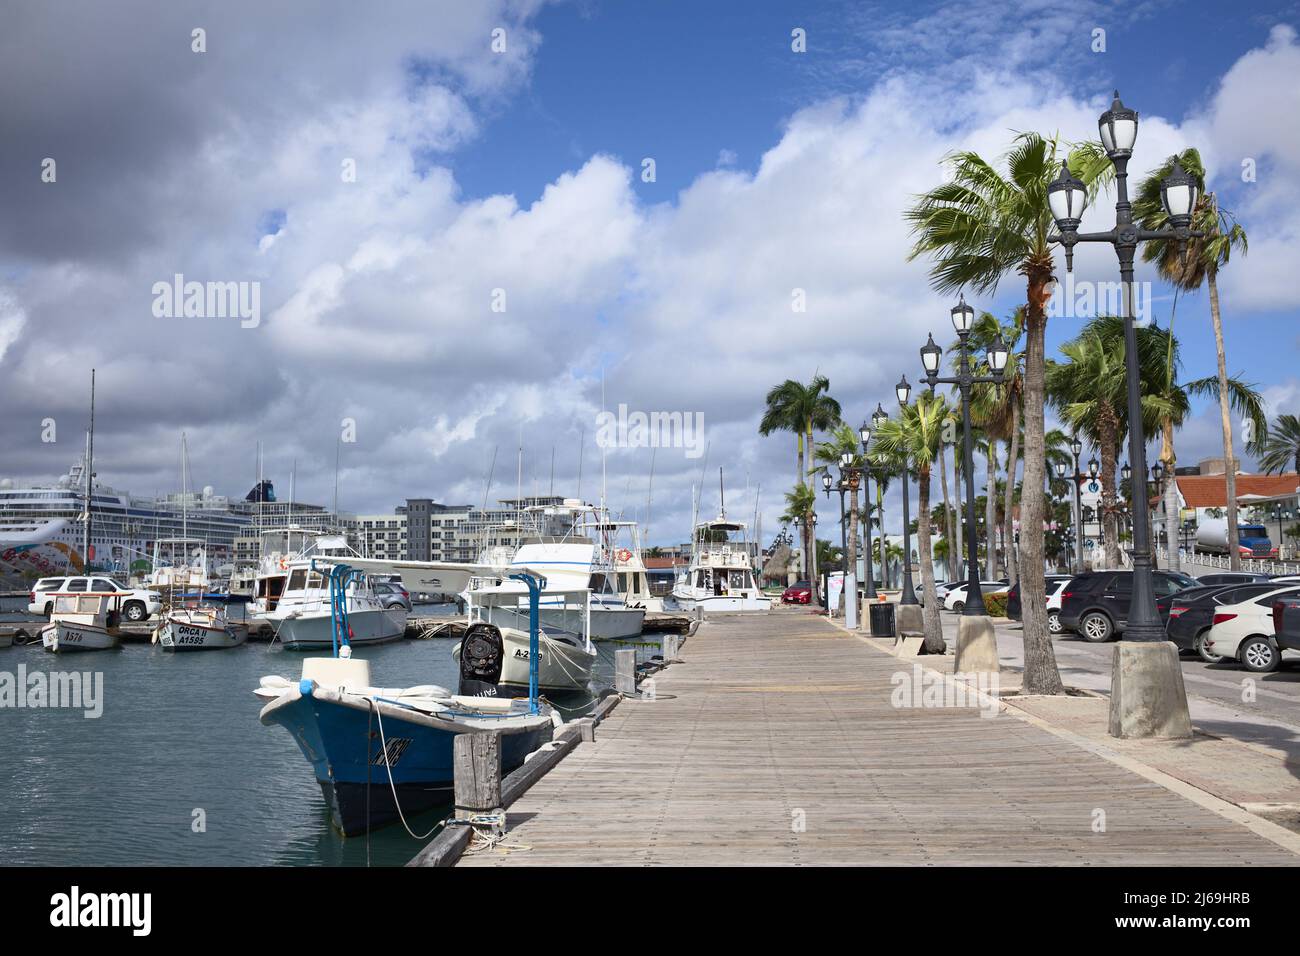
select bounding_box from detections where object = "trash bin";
[868,601,896,639]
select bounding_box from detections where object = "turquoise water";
[0,599,663,866]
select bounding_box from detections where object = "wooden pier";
[456,611,1299,866]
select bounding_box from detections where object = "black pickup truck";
[1273,596,1300,654]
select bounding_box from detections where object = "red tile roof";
[1175,473,1300,508]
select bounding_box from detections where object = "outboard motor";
[458,622,504,698]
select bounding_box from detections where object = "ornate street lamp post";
[1048,91,1195,738]
[895,377,919,606]
[858,421,878,604]
[920,295,1008,671]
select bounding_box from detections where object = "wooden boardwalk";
[458,612,1299,866]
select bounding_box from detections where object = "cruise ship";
[0,458,257,582]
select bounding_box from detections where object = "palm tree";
[968,308,1026,586]
[906,133,1064,695]
[780,484,818,590]
[760,375,840,600]
[1075,145,1250,568]
[1046,320,1129,568]
[1144,313,1265,571]
[1256,415,1300,475]
[873,391,952,653]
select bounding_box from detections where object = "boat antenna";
[599,368,607,514]
[549,445,555,498]
[181,431,189,543]
[576,424,585,499]
[644,445,656,555]
[83,368,95,570]
[481,444,498,511]
[333,436,340,516]
[719,466,725,520]
[516,424,523,508]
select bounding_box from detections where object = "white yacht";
[250,531,407,649]
[262,560,408,650]
[671,517,771,614]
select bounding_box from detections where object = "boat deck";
[457,610,1298,866]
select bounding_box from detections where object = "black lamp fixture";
[1048,90,1205,653]
[896,375,911,406]
[1088,457,1099,479]
[918,293,1007,612]
[1121,462,1132,483]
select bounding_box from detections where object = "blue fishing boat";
[257,565,557,836]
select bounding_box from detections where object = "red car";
[781,582,812,605]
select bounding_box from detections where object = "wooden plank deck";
[458,612,1299,866]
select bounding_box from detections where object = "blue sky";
[448,0,1299,413]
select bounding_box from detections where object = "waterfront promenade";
[458,610,1299,866]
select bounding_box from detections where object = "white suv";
[28,576,162,622]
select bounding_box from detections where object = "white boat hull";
[158,616,248,651]
[41,621,121,652]
[272,607,408,650]
[670,590,772,613]
[483,603,644,641]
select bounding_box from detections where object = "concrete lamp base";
[895,603,924,639]
[954,616,999,675]
[1108,641,1193,739]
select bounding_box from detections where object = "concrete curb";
[826,616,1300,858]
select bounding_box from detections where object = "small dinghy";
[40,592,123,653]
[156,605,248,651]
[256,563,558,836]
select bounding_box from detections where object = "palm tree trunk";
[806,421,816,606]
[985,444,998,576]
[953,434,964,580]
[939,442,957,582]
[1019,272,1064,695]
[797,434,808,580]
[877,479,887,589]
[917,465,944,653]
[1099,416,1121,569]
[1161,420,1180,572]
[1208,268,1240,571]
[848,484,859,617]
[1003,402,1020,586]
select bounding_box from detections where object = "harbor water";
[0,598,666,866]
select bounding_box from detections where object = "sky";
[1,0,1298,546]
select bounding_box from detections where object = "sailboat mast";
[181,432,189,542]
[83,369,95,568]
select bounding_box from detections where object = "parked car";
[372,581,412,611]
[1165,583,1282,662]
[781,582,812,605]
[1057,569,1198,642]
[28,575,162,622]
[1005,575,1074,633]
[942,580,1009,613]
[1202,584,1300,672]
[1272,596,1300,658]
[1197,571,1274,587]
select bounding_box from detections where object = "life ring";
[616,549,633,563]
[278,558,289,571]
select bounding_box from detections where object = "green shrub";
[984,592,1009,617]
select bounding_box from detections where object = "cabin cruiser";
[261,560,407,650]
[671,517,771,613]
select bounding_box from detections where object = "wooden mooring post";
[453,731,501,821]
[662,633,679,662]
[614,648,637,696]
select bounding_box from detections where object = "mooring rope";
[367,699,448,841]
